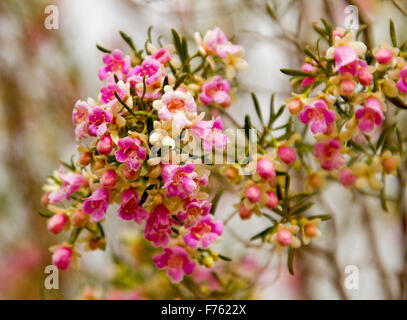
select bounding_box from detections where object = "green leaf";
[380,175,388,212]
[244,115,253,139]
[173,73,188,90]
[218,254,232,261]
[307,214,331,221]
[119,30,136,52]
[251,92,264,127]
[280,68,316,77]
[390,19,397,48]
[114,91,136,117]
[265,1,277,20]
[250,226,275,241]
[38,211,52,218]
[287,247,295,275]
[267,93,275,129]
[96,44,111,53]
[290,202,313,216]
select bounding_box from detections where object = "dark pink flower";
[374,48,394,64]
[153,246,196,283]
[199,76,231,107]
[97,135,113,155]
[128,58,164,87]
[396,65,407,93]
[177,199,211,228]
[48,167,86,203]
[184,216,223,249]
[152,48,171,64]
[47,214,67,235]
[191,116,228,152]
[334,45,359,76]
[299,99,335,134]
[355,97,384,132]
[118,189,147,223]
[100,80,126,105]
[314,138,345,171]
[115,137,146,173]
[52,247,72,270]
[82,187,110,222]
[100,169,117,189]
[257,158,276,183]
[278,146,297,164]
[144,204,174,247]
[87,106,113,137]
[340,168,357,188]
[98,49,131,81]
[161,162,198,199]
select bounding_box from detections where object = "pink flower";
[100,81,126,105]
[153,246,196,283]
[52,247,72,270]
[334,45,359,75]
[396,65,407,93]
[257,158,276,183]
[152,48,171,64]
[191,116,228,152]
[201,27,230,58]
[177,199,211,228]
[115,137,146,173]
[340,79,356,96]
[355,97,384,132]
[82,187,110,222]
[72,100,89,125]
[340,168,357,188]
[47,214,67,235]
[144,205,174,247]
[277,229,292,246]
[87,106,113,137]
[278,146,297,164]
[300,63,317,88]
[299,99,335,134]
[153,87,196,129]
[98,49,131,81]
[314,138,345,171]
[199,76,231,107]
[128,58,163,87]
[184,216,223,249]
[97,135,113,155]
[245,185,261,203]
[100,169,117,189]
[48,167,86,203]
[374,48,393,64]
[118,189,147,223]
[161,162,199,199]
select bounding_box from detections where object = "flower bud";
[97,135,113,155]
[100,169,117,189]
[41,193,50,207]
[257,158,275,181]
[358,68,373,86]
[278,146,297,164]
[288,99,302,115]
[95,159,106,170]
[225,166,238,179]
[203,256,214,268]
[375,48,393,64]
[266,192,278,209]
[308,172,322,189]
[52,247,72,270]
[239,204,252,220]
[277,229,292,246]
[123,166,138,180]
[47,214,67,235]
[304,224,318,238]
[339,169,357,188]
[79,152,92,166]
[71,209,88,227]
[382,157,396,174]
[245,185,261,203]
[340,79,356,96]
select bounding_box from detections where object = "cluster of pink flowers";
[41,27,248,283]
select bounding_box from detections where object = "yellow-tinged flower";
[381,150,401,175]
[299,218,322,245]
[269,224,301,254]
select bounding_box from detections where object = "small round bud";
[266,192,278,209]
[225,166,238,179]
[239,204,252,220]
[340,79,356,96]
[95,159,106,170]
[203,256,214,268]
[308,173,322,189]
[278,146,297,164]
[97,135,113,155]
[257,158,275,181]
[71,209,88,227]
[245,185,262,203]
[358,68,373,86]
[47,214,67,235]
[304,224,318,238]
[288,99,302,115]
[100,169,117,189]
[375,48,394,64]
[277,229,292,246]
[79,152,92,166]
[52,247,72,270]
[382,157,396,174]
[123,166,138,180]
[41,193,50,207]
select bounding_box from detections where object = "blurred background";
[0,0,407,299]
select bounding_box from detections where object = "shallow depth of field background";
[0,0,406,299]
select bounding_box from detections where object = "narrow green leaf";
[287,247,295,275]
[218,254,232,261]
[173,73,188,90]
[251,92,264,127]
[250,226,274,241]
[390,19,397,48]
[119,30,136,51]
[307,214,331,221]
[244,115,253,139]
[290,202,313,216]
[280,68,316,77]
[96,44,111,53]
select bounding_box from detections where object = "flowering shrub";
[41,19,407,288]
